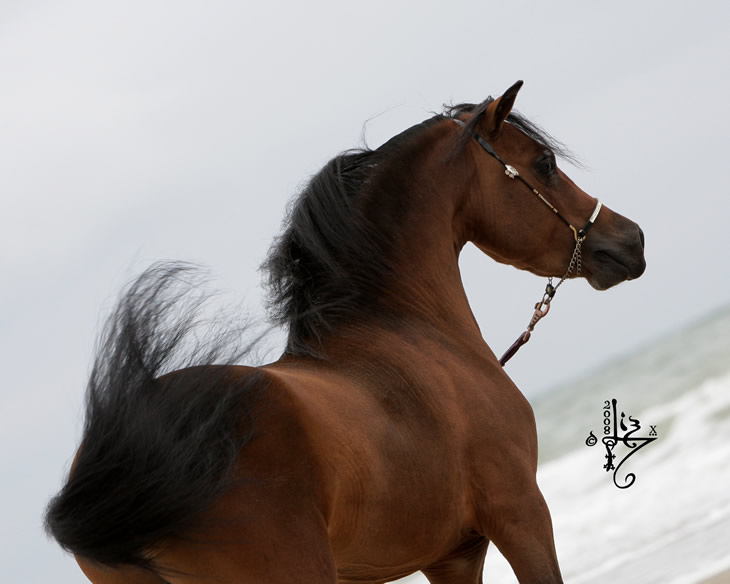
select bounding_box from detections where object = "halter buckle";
[504,165,519,179]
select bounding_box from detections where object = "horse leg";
[481,484,562,583]
[421,536,489,584]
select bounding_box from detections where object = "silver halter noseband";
[452,118,603,365]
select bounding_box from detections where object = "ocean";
[404,305,730,583]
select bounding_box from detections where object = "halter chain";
[452,118,602,366]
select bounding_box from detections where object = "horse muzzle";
[583,222,646,290]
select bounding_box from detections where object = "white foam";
[539,372,730,583]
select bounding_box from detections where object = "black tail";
[44,262,263,569]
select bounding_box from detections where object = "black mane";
[263,98,575,357]
[262,117,444,357]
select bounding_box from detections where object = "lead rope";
[498,238,583,366]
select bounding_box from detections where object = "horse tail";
[44,262,264,569]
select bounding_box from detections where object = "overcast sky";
[2,1,729,582]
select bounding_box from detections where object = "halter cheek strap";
[451,117,603,365]
[452,118,602,243]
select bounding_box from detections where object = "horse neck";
[388,221,478,339]
[365,128,486,349]
[319,206,496,375]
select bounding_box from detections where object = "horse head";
[456,81,645,290]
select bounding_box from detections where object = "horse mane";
[44,263,263,570]
[263,99,576,358]
[262,116,444,357]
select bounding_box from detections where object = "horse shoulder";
[260,361,480,575]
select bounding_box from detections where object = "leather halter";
[452,118,603,365]
[453,117,602,242]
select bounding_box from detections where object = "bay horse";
[45,81,645,583]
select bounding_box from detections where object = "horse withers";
[45,81,645,583]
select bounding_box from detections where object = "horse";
[45,81,646,583]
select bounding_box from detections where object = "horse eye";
[536,151,556,178]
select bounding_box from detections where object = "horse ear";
[485,80,524,136]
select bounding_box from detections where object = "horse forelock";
[444,98,578,165]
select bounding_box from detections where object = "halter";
[452,118,603,366]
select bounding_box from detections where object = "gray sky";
[2,1,729,581]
